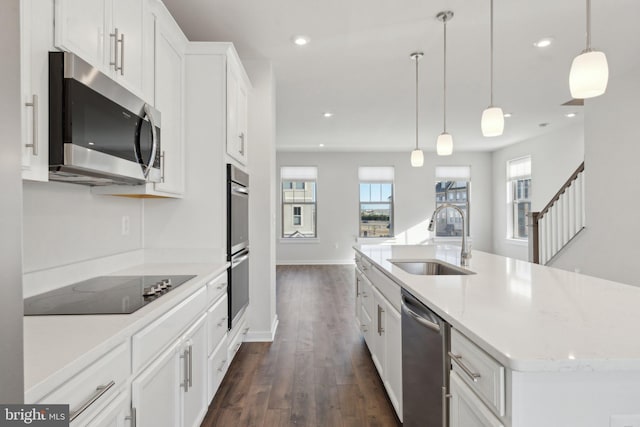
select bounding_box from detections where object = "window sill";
[279,238,320,244]
[505,238,528,246]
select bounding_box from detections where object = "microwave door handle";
[142,104,158,179]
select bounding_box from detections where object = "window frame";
[434,179,471,238]
[506,156,532,241]
[358,181,395,238]
[281,176,317,239]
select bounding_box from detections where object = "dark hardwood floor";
[201,265,401,427]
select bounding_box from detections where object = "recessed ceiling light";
[533,38,553,48]
[319,144,325,147]
[565,112,577,118]
[292,35,310,46]
[503,113,512,118]
[323,112,333,118]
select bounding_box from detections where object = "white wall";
[245,59,278,340]
[22,181,143,272]
[492,124,584,260]
[276,151,493,264]
[143,52,226,262]
[0,0,24,403]
[551,69,640,286]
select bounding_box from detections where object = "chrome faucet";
[428,203,471,267]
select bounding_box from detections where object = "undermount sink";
[390,260,475,276]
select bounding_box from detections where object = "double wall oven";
[227,164,250,330]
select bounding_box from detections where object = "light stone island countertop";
[355,243,640,373]
[23,260,228,403]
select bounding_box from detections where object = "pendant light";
[481,0,504,137]
[410,52,424,167]
[436,11,454,156]
[569,0,608,99]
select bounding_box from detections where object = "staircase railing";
[530,162,585,265]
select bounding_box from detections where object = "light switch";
[611,414,640,427]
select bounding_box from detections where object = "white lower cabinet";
[132,313,207,427]
[450,372,504,427]
[86,391,132,427]
[354,255,403,422]
[131,340,181,427]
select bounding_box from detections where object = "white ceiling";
[163,0,640,152]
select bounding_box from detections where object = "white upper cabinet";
[54,0,148,100]
[91,1,186,198]
[20,0,55,182]
[226,55,250,166]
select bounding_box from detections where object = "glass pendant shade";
[436,133,453,156]
[481,106,505,137]
[569,50,609,99]
[410,149,424,167]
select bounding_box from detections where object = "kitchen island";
[355,243,640,427]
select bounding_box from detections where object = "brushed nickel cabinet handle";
[110,28,119,70]
[181,349,189,392]
[217,359,227,372]
[25,94,38,155]
[125,407,136,427]
[188,344,193,388]
[449,352,481,382]
[69,380,115,421]
[160,150,166,183]
[217,316,227,327]
[119,32,125,75]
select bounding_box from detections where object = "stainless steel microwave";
[48,52,161,185]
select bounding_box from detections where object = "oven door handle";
[142,103,158,179]
[232,185,249,196]
[231,251,249,267]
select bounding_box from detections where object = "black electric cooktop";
[24,275,196,315]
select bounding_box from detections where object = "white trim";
[278,238,320,244]
[506,237,529,246]
[277,259,355,266]
[245,315,279,342]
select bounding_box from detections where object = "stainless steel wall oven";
[227,164,250,330]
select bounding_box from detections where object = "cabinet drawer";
[207,293,228,355]
[38,341,130,425]
[133,286,207,372]
[450,372,504,427]
[227,318,248,363]
[359,274,375,322]
[206,273,227,305]
[450,329,505,417]
[207,335,229,403]
[364,264,401,312]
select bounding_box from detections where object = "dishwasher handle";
[401,297,441,332]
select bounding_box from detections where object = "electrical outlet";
[611,414,640,427]
[121,216,130,236]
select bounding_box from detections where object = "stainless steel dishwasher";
[401,289,450,427]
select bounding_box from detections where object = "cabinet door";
[131,341,181,427]
[225,63,240,162]
[236,79,248,162]
[354,270,362,327]
[21,0,53,181]
[182,314,208,427]
[153,17,184,195]
[384,303,402,421]
[86,391,130,427]
[54,0,108,72]
[111,0,145,97]
[450,372,504,427]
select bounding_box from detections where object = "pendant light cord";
[443,17,448,133]
[586,0,591,50]
[415,55,419,150]
[490,0,494,106]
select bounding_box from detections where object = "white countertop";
[355,243,640,373]
[23,259,228,403]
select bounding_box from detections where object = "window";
[434,166,471,237]
[281,167,317,238]
[359,167,394,238]
[507,157,531,240]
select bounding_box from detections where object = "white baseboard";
[276,259,355,266]
[245,315,279,342]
